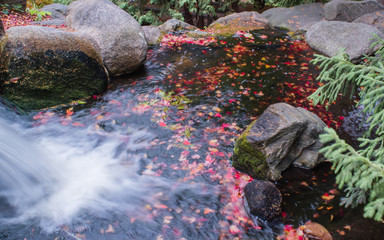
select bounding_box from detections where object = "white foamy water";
[0,112,160,232]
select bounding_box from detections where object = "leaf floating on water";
[204,208,215,214]
[105,224,115,234]
[321,193,335,202]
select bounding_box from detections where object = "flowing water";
[0,29,383,240]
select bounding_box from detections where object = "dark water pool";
[0,29,383,240]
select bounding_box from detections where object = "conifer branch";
[310,35,384,221]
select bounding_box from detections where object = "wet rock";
[0,26,108,110]
[303,222,333,240]
[353,10,384,33]
[244,180,282,221]
[306,21,383,60]
[159,19,198,32]
[261,3,325,32]
[208,11,268,36]
[232,103,326,180]
[325,0,384,22]
[41,3,68,20]
[66,0,147,76]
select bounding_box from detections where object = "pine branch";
[308,53,366,108]
[320,128,384,220]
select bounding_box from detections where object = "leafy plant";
[308,35,384,221]
[27,0,53,9]
[111,0,267,27]
[270,0,328,7]
[52,0,75,5]
[27,7,52,21]
[1,3,24,14]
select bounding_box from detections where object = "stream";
[0,29,383,240]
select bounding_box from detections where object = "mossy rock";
[208,12,269,36]
[0,26,108,110]
[232,103,326,181]
[232,122,269,180]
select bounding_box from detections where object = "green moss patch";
[232,122,268,179]
[0,47,108,110]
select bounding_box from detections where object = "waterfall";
[0,104,158,232]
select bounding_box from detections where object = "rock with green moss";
[0,26,108,110]
[159,19,198,32]
[143,26,164,45]
[208,12,268,36]
[233,103,326,180]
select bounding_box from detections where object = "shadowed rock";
[244,180,282,220]
[0,26,108,110]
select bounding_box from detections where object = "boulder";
[66,0,147,76]
[306,21,383,60]
[244,180,282,220]
[208,11,268,35]
[302,222,333,240]
[261,3,325,32]
[159,19,198,32]
[0,26,108,110]
[33,19,66,27]
[142,26,163,45]
[232,103,326,180]
[41,3,68,20]
[325,0,384,22]
[353,10,384,33]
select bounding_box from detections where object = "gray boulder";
[353,10,384,33]
[34,19,66,27]
[41,3,68,20]
[244,180,282,220]
[66,0,147,76]
[208,11,268,35]
[0,26,108,110]
[306,21,383,60]
[261,3,325,32]
[325,0,384,22]
[232,103,326,180]
[159,19,198,32]
[142,26,163,45]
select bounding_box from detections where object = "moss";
[1,48,108,110]
[232,122,269,179]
